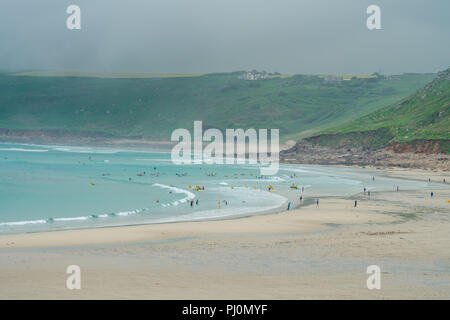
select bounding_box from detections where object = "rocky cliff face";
[387,140,448,154]
[281,139,449,170]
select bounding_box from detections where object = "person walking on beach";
[363,187,366,194]
[196,199,199,205]
[287,202,291,211]
[354,200,358,207]
[316,199,319,206]
[397,186,399,192]
[368,191,371,197]
[190,200,194,207]
[431,191,434,198]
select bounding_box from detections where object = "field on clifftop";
[0,72,434,141]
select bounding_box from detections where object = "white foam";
[153,183,196,203]
[0,219,47,226]
[154,190,286,223]
[47,145,120,154]
[54,216,90,222]
[115,210,138,217]
[0,148,48,153]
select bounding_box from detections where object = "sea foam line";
[0,219,47,226]
[152,183,196,204]
[0,209,145,227]
[0,148,48,152]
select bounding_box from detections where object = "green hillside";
[0,71,435,141]
[317,67,449,151]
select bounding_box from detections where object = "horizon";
[3,68,443,78]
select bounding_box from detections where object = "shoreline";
[1,167,448,250]
[1,167,449,299]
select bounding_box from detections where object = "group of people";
[218,200,228,208]
[189,185,205,191]
[190,199,199,207]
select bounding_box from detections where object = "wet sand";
[0,168,449,299]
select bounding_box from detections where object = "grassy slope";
[0,72,435,141]
[319,68,449,149]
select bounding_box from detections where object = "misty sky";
[0,0,449,74]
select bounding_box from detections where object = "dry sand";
[0,168,449,299]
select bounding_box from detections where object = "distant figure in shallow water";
[287,202,291,211]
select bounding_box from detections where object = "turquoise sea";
[0,142,443,234]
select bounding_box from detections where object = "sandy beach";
[0,168,449,299]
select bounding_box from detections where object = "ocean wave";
[0,219,47,226]
[0,148,48,153]
[115,210,138,217]
[154,190,287,224]
[152,183,196,202]
[51,146,120,154]
[0,209,145,228]
[53,216,90,222]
